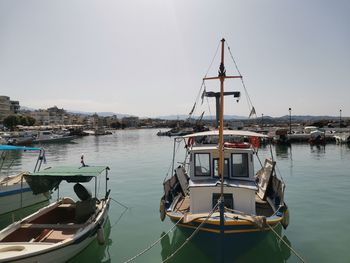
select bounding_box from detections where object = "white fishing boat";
[0,165,111,263]
[160,39,289,254]
[0,145,50,217]
[33,131,75,144]
[334,133,350,144]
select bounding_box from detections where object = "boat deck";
[1,201,103,244]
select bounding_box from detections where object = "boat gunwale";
[0,198,110,261]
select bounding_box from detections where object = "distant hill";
[156,114,247,120]
[20,105,345,121]
[21,106,133,118]
[67,110,133,118]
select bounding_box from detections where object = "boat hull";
[33,136,76,144]
[0,184,50,216]
[166,212,285,261]
[0,198,110,263]
[168,213,282,235]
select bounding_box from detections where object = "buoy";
[160,197,166,222]
[97,224,105,245]
[281,208,290,229]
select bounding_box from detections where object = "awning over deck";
[24,166,109,194]
[0,145,42,151]
[182,130,268,138]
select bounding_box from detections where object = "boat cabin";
[187,143,257,215]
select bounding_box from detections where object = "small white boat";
[309,129,325,145]
[334,133,350,144]
[0,165,111,263]
[0,145,50,217]
[33,131,75,144]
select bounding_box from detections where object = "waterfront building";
[29,106,66,125]
[122,116,139,128]
[0,95,20,122]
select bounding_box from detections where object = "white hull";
[0,183,49,216]
[0,191,48,215]
[0,198,110,263]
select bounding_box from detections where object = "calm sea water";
[3,129,350,263]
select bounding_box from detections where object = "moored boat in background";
[0,145,50,220]
[33,130,75,144]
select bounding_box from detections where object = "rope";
[161,201,220,263]
[122,216,184,263]
[267,224,306,263]
[123,202,220,263]
[163,138,183,182]
[204,41,221,78]
[110,198,129,229]
[226,41,256,118]
[189,40,220,120]
[111,197,129,210]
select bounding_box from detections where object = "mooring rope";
[267,224,306,263]
[110,198,130,229]
[225,205,305,262]
[161,201,220,263]
[122,216,184,263]
[123,202,220,263]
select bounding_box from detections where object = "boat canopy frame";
[0,145,45,174]
[181,130,268,139]
[24,166,110,199]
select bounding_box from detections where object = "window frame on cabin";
[230,153,249,178]
[193,153,211,177]
[213,158,230,179]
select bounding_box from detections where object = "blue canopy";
[0,145,42,151]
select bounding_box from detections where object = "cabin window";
[212,193,233,209]
[213,158,229,178]
[231,153,249,177]
[194,153,211,177]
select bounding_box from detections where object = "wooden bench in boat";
[32,228,77,243]
[20,223,85,229]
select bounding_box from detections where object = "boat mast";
[203,38,242,200]
[218,39,225,200]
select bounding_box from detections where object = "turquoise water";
[3,129,350,262]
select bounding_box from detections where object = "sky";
[0,0,349,118]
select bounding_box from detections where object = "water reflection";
[68,218,112,263]
[275,144,292,160]
[160,226,292,263]
[310,144,326,159]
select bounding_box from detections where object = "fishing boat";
[0,145,50,217]
[160,39,289,254]
[33,130,75,144]
[0,165,111,263]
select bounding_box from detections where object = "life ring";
[224,142,250,149]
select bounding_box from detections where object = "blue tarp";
[0,145,42,151]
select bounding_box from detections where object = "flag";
[249,107,256,118]
[189,102,196,115]
[201,88,206,105]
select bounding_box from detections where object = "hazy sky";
[0,0,349,118]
